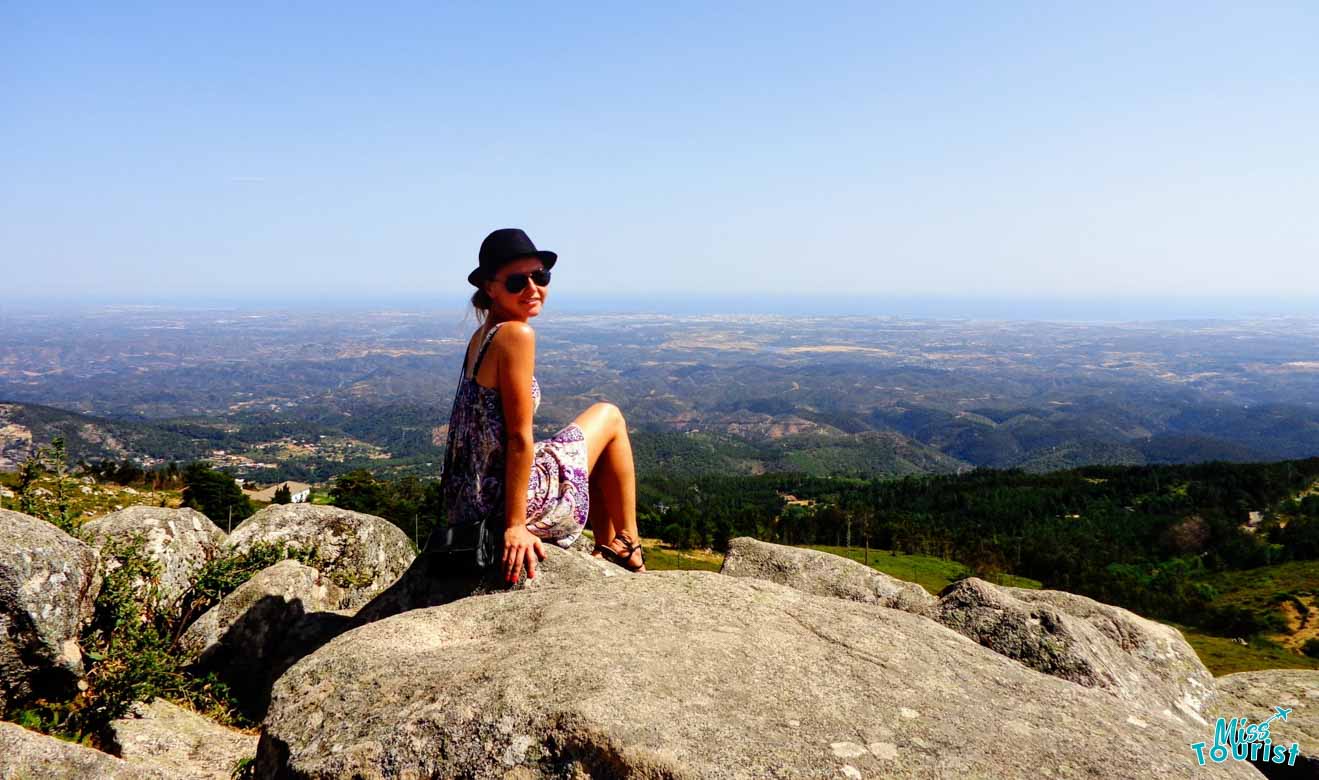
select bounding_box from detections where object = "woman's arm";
[494,321,545,582]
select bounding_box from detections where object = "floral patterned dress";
[437,321,591,549]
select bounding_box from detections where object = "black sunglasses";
[494,268,551,293]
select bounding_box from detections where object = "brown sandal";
[596,535,645,572]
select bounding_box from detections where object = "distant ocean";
[11,293,1319,322]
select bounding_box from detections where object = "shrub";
[10,534,247,745]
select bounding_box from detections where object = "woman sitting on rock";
[437,228,647,584]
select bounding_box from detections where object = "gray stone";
[719,536,937,613]
[931,577,1217,724]
[0,720,173,779]
[255,572,1258,779]
[227,505,415,609]
[179,559,346,662]
[355,537,615,624]
[0,509,101,708]
[266,607,361,684]
[107,698,257,780]
[178,559,347,718]
[79,506,226,606]
[1216,669,1319,777]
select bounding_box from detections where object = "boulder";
[0,720,172,779]
[266,607,361,686]
[931,577,1216,724]
[178,560,346,718]
[79,506,226,605]
[0,508,101,707]
[1216,669,1319,778]
[227,505,415,608]
[719,536,936,613]
[107,698,258,780]
[355,534,615,624]
[255,572,1258,779]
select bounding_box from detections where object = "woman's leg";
[572,402,644,570]
[586,458,613,551]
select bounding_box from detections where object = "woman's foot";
[595,534,646,572]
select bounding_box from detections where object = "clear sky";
[3,2,1316,306]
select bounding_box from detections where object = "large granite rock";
[717,537,1215,726]
[932,577,1216,724]
[179,560,346,662]
[355,533,614,624]
[1216,669,1319,778]
[255,572,1258,779]
[0,508,101,708]
[178,559,347,718]
[227,505,415,609]
[719,536,937,613]
[0,720,172,779]
[79,506,226,605]
[107,698,258,780]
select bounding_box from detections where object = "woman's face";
[484,256,547,321]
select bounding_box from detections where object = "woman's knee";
[591,401,624,429]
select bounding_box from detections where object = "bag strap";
[470,322,505,379]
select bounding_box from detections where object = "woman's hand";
[503,526,546,584]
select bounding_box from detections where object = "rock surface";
[355,534,614,624]
[227,505,415,608]
[1216,669,1319,777]
[0,508,101,707]
[0,720,171,779]
[178,559,347,718]
[932,577,1216,723]
[179,559,346,662]
[107,698,258,780]
[256,572,1258,779]
[719,536,936,613]
[79,506,226,605]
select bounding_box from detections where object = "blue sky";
[3,2,1316,306]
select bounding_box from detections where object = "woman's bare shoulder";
[497,321,535,338]
[491,321,535,359]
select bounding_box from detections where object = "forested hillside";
[633,459,1319,651]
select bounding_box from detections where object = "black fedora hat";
[468,228,558,288]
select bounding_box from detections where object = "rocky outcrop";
[719,536,936,613]
[178,560,347,718]
[718,537,1216,726]
[227,505,415,608]
[932,577,1217,723]
[0,720,172,779]
[106,698,258,780]
[255,572,1258,779]
[79,506,226,605]
[355,532,614,624]
[0,508,101,708]
[1216,669,1319,778]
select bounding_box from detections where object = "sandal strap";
[600,535,645,570]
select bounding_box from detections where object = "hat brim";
[468,251,557,288]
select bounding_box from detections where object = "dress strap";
[470,322,506,379]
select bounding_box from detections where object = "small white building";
[244,481,312,504]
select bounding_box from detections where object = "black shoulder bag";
[423,434,500,572]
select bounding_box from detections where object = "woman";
[439,228,646,585]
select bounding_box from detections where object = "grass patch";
[1204,560,1319,614]
[1169,622,1319,676]
[586,534,1045,591]
[803,545,1042,594]
[642,545,724,572]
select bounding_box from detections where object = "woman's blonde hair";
[469,281,492,325]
